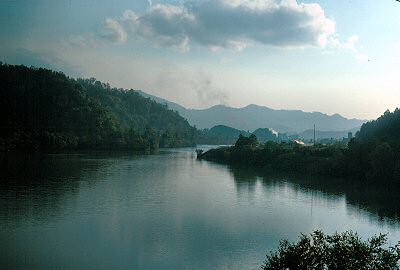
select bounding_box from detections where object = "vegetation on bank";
[199,109,400,183]
[0,64,198,151]
[263,231,400,270]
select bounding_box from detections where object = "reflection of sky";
[1,150,400,269]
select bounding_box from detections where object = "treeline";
[199,109,400,183]
[0,64,197,151]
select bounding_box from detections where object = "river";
[1,147,400,269]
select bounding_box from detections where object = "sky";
[0,0,399,120]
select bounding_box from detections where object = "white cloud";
[101,18,127,43]
[329,34,369,61]
[105,0,336,51]
[122,9,139,23]
[342,35,359,52]
[134,4,195,51]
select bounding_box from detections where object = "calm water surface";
[1,147,400,270]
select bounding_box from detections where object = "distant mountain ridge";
[137,91,366,133]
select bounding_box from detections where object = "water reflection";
[230,166,259,202]
[1,150,400,270]
[0,152,143,226]
[228,164,400,226]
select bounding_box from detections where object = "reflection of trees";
[227,164,400,223]
[286,176,400,223]
[0,153,114,225]
[229,165,259,199]
[344,184,400,222]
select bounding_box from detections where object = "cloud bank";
[102,0,336,51]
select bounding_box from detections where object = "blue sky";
[1,0,399,119]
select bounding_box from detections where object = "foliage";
[0,63,197,151]
[263,231,400,270]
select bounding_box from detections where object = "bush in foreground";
[263,231,400,270]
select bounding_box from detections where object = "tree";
[263,231,400,270]
[235,134,259,148]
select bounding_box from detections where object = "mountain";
[137,93,366,133]
[208,125,249,137]
[180,104,366,133]
[252,128,279,143]
[0,64,197,151]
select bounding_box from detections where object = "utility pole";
[313,124,316,146]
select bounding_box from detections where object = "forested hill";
[356,109,400,148]
[0,64,197,151]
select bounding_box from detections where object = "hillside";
[136,90,187,114]
[78,79,197,144]
[0,64,197,151]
